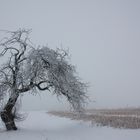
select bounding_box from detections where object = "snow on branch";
[0,29,88,112]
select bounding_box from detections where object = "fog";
[0,0,140,110]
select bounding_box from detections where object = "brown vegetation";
[49,108,140,129]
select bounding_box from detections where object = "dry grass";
[49,108,140,129]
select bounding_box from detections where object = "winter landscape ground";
[0,110,140,140]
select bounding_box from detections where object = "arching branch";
[35,81,51,91]
[0,47,20,56]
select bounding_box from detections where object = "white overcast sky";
[0,0,140,110]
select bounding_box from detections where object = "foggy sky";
[0,0,140,110]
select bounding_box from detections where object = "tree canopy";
[0,29,87,130]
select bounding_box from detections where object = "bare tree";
[0,29,87,130]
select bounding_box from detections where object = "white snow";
[0,111,140,140]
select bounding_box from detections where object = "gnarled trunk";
[1,93,19,130]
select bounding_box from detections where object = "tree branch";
[0,47,19,56]
[35,81,52,91]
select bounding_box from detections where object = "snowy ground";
[0,111,140,140]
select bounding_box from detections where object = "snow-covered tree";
[0,29,87,130]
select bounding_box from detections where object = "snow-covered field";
[0,111,140,140]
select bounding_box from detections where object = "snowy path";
[0,111,140,140]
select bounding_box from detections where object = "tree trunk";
[1,93,19,130]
